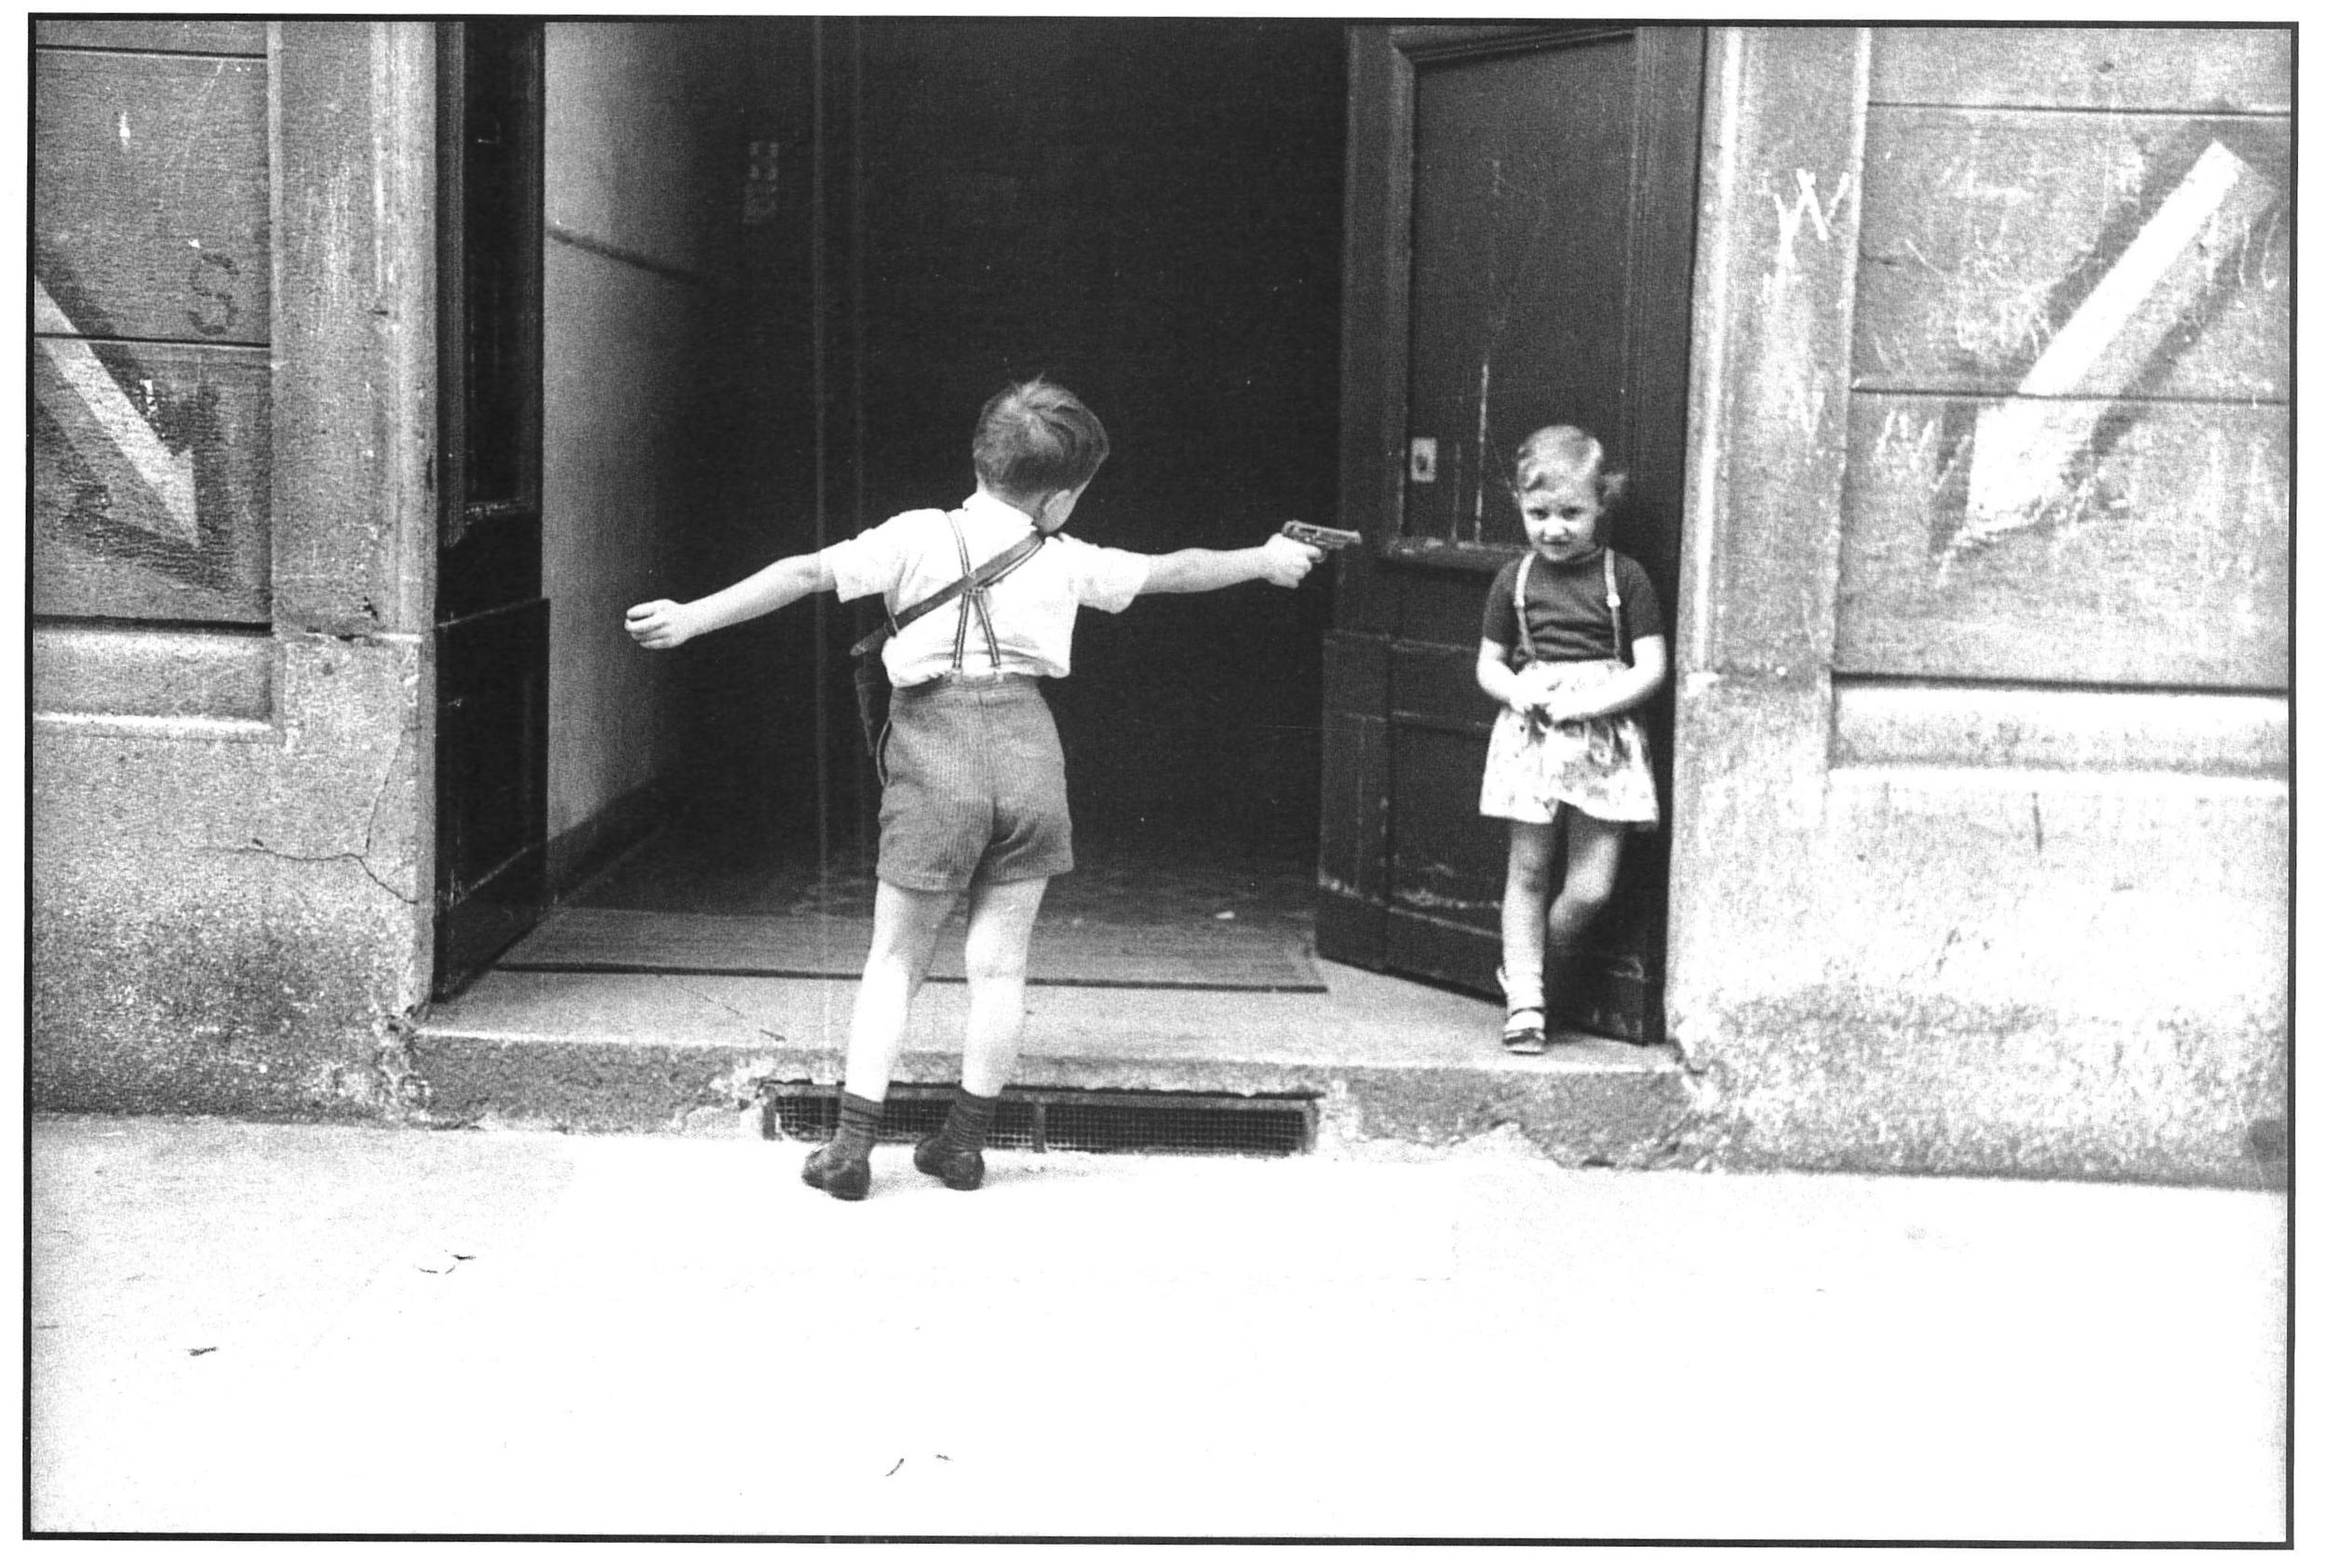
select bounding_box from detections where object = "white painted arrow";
[33,277,201,543]
[1958,140,2278,550]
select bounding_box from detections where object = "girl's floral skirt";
[1478,659,1660,828]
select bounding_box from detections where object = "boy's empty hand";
[1258,531,1324,587]
[625,599,695,650]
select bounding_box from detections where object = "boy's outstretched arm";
[1141,530,1322,595]
[625,551,838,649]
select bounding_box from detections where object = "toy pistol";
[1279,520,1363,550]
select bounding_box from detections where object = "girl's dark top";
[1480,547,1664,666]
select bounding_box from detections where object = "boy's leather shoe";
[801,1142,871,1200]
[913,1133,985,1191]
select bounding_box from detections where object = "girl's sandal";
[1502,1007,1548,1055]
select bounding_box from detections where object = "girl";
[1474,426,1667,1053]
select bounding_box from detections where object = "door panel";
[433,20,548,999]
[1382,639,1500,985]
[1319,24,1702,1042]
[1403,32,1640,548]
[1315,631,1392,958]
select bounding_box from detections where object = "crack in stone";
[359,724,412,873]
[666,975,787,1044]
[223,838,422,906]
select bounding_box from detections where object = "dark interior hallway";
[524,18,1351,984]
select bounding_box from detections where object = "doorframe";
[1662,28,1874,1060]
[429,18,551,999]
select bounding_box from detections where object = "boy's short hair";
[973,380,1110,498]
[1513,424,1627,506]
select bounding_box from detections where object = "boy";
[625,379,1321,1199]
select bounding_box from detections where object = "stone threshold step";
[411,966,1699,1165]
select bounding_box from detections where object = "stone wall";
[1667,27,2289,1186]
[31,23,439,1116]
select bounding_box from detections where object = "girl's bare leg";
[842,880,960,1103]
[1545,811,1625,955]
[958,876,1049,1098]
[1500,820,1558,1010]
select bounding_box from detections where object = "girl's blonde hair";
[1512,425,1627,507]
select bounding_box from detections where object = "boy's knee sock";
[831,1092,884,1156]
[915,1088,997,1190]
[935,1089,998,1152]
[802,1091,883,1200]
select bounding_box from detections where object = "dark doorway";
[436,20,1350,1002]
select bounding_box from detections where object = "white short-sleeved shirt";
[823,490,1151,686]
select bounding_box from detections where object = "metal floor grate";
[762,1083,1314,1157]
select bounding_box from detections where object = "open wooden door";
[433,20,548,998]
[1317,24,1702,1041]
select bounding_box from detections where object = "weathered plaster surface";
[33,636,432,1117]
[1667,682,2284,1186]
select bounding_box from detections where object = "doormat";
[494,906,1326,992]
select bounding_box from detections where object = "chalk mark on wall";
[1951,140,2280,557]
[33,276,199,543]
[1769,168,1854,271]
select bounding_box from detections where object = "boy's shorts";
[877,674,1074,892]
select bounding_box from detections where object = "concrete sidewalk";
[28,1115,2287,1541]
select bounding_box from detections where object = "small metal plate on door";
[1408,436,1438,483]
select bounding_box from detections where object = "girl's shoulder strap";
[1602,547,1631,666]
[1513,553,1536,663]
